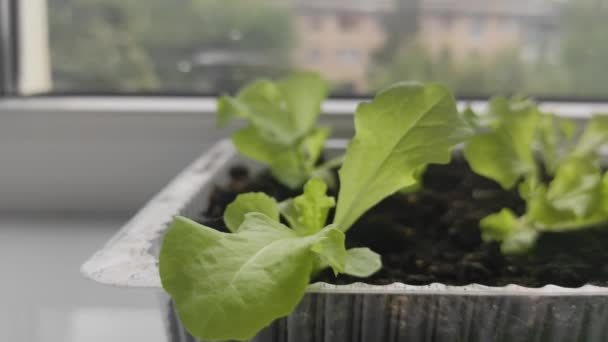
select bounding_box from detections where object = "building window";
[501,17,518,33]
[308,15,323,31]
[470,16,484,40]
[16,0,605,98]
[337,49,360,63]
[306,49,321,63]
[338,14,360,31]
[440,14,453,31]
[468,49,481,60]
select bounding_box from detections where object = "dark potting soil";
[197,158,608,288]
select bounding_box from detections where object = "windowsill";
[1,96,608,118]
[1,96,607,215]
[0,96,353,116]
[0,215,165,342]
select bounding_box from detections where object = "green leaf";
[310,225,346,275]
[602,172,608,215]
[487,97,510,121]
[515,115,608,238]
[231,126,291,165]
[482,97,509,127]
[232,126,307,188]
[160,214,343,341]
[281,178,335,235]
[218,73,330,189]
[302,126,330,171]
[217,95,250,128]
[277,72,329,138]
[537,114,561,175]
[220,73,328,145]
[234,79,296,145]
[334,83,471,231]
[537,115,577,175]
[279,200,299,228]
[518,175,540,200]
[343,248,382,278]
[546,158,602,218]
[479,208,520,242]
[525,169,608,233]
[572,115,608,157]
[293,178,335,232]
[465,133,530,189]
[461,106,480,129]
[559,117,577,141]
[399,165,427,193]
[501,228,539,255]
[311,154,344,190]
[224,192,279,232]
[526,185,576,228]
[480,209,538,254]
[464,99,539,189]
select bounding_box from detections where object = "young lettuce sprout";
[159,82,471,341]
[464,97,608,254]
[217,72,331,189]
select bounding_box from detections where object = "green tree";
[49,0,160,91]
[369,42,491,96]
[559,0,608,97]
[370,42,454,89]
[48,0,294,93]
[369,41,565,98]
[136,0,295,92]
[373,0,421,66]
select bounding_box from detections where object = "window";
[337,14,361,31]
[439,14,453,31]
[501,16,518,33]
[306,49,322,63]
[2,0,606,98]
[308,15,323,31]
[337,49,360,63]
[470,16,484,41]
[468,49,481,61]
[0,0,18,95]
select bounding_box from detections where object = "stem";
[311,154,344,190]
[316,154,345,172]
[536,219,608,233]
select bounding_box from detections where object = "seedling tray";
[82,140,608,342]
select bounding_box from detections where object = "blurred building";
[288,0,558,91]
[291,0,391,92]
[418,0,558,64]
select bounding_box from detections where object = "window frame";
[0,0,19,96]
[2,0,608,103]
[3,2,608,214]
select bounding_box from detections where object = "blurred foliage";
[559,0,608,98]
[48,0,608,97]
[49,0,294,93]
[371,0,608,98]
[49,0,160,91]
[370,43,568,97]
[373,0,420,66]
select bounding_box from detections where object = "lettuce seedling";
[160,82,471,341]
[217,72,330,189]
[464,98,608,254]
[463,97,541,190]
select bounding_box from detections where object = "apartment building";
[290,0,558,91]
[418,0,558,64]
[291,1,391,92]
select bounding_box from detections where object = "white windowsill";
[1,96,608,118]
[1,96,607,215]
